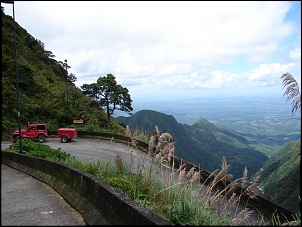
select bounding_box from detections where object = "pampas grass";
[65,124,300,226]
[281,73,301,114]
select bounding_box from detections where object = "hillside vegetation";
[256,140,301,212]
[2,9,108,137]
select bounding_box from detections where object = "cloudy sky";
[2,1,301,102]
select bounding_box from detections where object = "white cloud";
[289,48,301,60]
[2,1,300,99]
[122,61,298,91]
[245,63,295,86]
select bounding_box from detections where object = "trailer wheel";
[37,135,45,143]
[61,136,68,143]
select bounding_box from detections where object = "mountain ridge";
[117,109,268,180]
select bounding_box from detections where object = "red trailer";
[57,128,77,143]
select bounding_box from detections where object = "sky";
[2,1,301,103]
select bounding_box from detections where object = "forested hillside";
[117,110,268,180]
[256,140,301,213]
[2,9,108,138]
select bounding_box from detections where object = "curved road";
[2,137,153,173]
[1,164,86,226]
[1,138,149,226]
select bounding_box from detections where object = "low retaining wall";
[2,151,174,225]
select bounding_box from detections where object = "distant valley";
[115,96,301,157]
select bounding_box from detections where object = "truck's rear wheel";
[61,136,68,143]
[37,135,45,143]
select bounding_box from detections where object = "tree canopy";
[81,74,133,123]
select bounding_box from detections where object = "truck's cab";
[12,122,49,143]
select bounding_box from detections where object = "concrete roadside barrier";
[2,151,174,225]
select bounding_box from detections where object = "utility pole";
[64,59,70,128]
[2,0,23,153]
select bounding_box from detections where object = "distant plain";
[115,96,301,157]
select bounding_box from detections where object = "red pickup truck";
[12,122,77,143]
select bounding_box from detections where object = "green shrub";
[9,139,71,161]
[105,176,137,196]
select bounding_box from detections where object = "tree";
[81,74,133,123]
[67,73,77,83]
[281,73,301,115]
